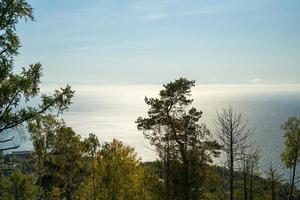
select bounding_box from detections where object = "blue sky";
[15,0,300,84]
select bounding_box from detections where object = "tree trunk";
[177,141,190,200]
[230,130,234,200]
[14,182,18,200]
[165,136,171,200]
[243,161,247,200]
[271,178,276,200]
[92,156,96,200]
[249,171,253,200]
[66,185,72,200]
[288,158,297,200]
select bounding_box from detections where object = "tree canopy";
[281,117,300,200]
[137,78,220,200]
[0,0,74,152]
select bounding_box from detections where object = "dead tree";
[241,150,249,200]
[216,106,252,200]
[266,163,284,200]
[248,147,261,200]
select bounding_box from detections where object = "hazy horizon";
[39,80,300,85]
[16,83,300,165]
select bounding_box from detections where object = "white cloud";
[131,0,175,12]
[251,78,262,84]
[140,13,168,21]
[131,0,232,22]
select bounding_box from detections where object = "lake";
[10,83,300,177]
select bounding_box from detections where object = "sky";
[14,0,300,84]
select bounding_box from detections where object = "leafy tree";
[0,170,38,200]
[80,139,157,200]
[29,115,87,200]
[28,114,62,199]
[0,0,74,153]
[50,125,86,200]
[83,133,100,200]
[136,78,220,200]
[281,117,300,200]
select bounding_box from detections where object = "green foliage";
[0,0,74,154]
[137,78,221,200]
[28,115,88,200]
[80,139,159,200]
[281,117,300,200]
[29,116,158,200]
[0,0,33,63]
[0,170,38,200]
[28,113,160,200]
[281,117,300,168]
[84,133,100,157]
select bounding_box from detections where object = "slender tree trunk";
[38,158,42,200]
[38,149,46,200]
[271,177,276,200]
[92,156,96,200]
[165,135,171,200]
[14,182,18,200]
[243,161,247,200]
[249,171,253,200]
[288,157,297,200]
[66,184,72,200]
[230,129,234,200]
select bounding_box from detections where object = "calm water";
[10,83,300,177]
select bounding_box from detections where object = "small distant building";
[10,150,32,157]
[3,150,33,162]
